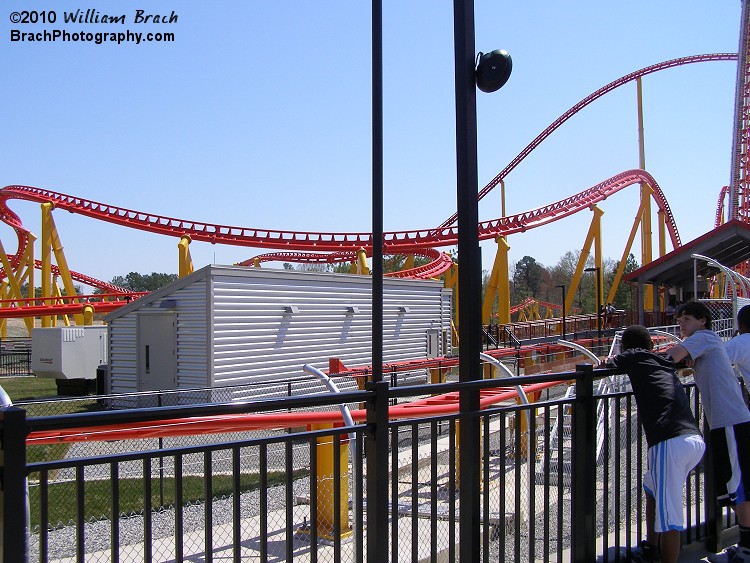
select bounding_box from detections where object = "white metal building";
[104,265,452,401]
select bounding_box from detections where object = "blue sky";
[1,1,741,286]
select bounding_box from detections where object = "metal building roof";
[624,219,750,288]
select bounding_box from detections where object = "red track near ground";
[25,380,564,445]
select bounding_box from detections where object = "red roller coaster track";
[0,169,678,274]
[2,54,739,443]
[0,54,736,290]
[26,379,562,445]
[436,53,738,230]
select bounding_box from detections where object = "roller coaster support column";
[40,203,83,327]
[0,240,33,335]
[481,236,510,325]
[356,248,369,275]
[402,254,415,271]
[82,304,94,326]
[606,184,652,306]
[41,203,51,327]
[178,235,193,278]
[443,263,459,345]
[51,279,66,327]
[430,364,448,384]
[637,77,655,312]
[565,206,604,317]
[0,283,8,338]
[308,424,352,541]
[302,365,356,543]
[0,282,8,338]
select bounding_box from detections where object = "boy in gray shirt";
[667,301,750,563]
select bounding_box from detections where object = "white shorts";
[643,433,705,533]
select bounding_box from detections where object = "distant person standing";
[665,298,677,324]
[605,325,704,563]
[726,304,750,391]
[666,301,750,563]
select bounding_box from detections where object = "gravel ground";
[30,477,312,562]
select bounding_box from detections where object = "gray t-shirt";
[681,329,750,429]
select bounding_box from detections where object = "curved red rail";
[25,380,562,445]
[238,248,454,279]
[436,53,738,230]
[0,169,680,255]
[0,55,732,292]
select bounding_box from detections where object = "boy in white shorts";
[667,301,750,563]
[606,325,705,563]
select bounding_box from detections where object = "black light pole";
[366,1,387,560]
[556,284,566,340]
[453,3,482,559]
[452,3,511,560]
[585,267,602,341]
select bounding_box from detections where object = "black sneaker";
[626,540,660,562]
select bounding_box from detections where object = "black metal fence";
[0,364,740,562]
[0,338,32,377]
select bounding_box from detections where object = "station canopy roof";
[623,219,750,288]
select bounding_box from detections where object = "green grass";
[1,376,104,416]
[29,469,309,528]
[9,377,311,530]
[0,376,58,402]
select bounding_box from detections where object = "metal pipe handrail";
[0,385,12,407]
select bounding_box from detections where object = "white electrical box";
[32,326,108,380]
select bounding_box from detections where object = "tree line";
[91,250,637,316]
[499,250,639,316]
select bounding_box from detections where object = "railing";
[0,364,739,562]
[488,312,637,344]
[0,338,32,377]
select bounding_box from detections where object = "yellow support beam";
[482,237,511,325]
[605,188,649,305]
[566,206,604,314]
[82,304,94,326]
[41,203,53,327]
[356,248,369,275]
[307,424,352,541]
[41,203,84,326]
[0,282,8,339]
[0,239,34,334]
[443,262,459,344]
[52,278,67,327]
[178,235,194,278]
[637,78,655,311]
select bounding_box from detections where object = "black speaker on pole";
[475,49,512,93]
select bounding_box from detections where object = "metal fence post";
[0,406,28,563]
[702,414,721,553]
[365,381,389,563]
[571,363,596,561]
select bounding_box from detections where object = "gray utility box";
[32,326,108,381]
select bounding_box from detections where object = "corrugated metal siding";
[172,280,210,388]
[109,279,210,392]
[108,316,137,394]
[109,266,452,393]
[211,271,449,385]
